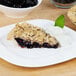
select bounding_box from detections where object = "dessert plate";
[0,19,76,67]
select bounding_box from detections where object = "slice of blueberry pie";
[7,23,59,48]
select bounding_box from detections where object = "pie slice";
[68,5,76,25]
[7,22,59,48]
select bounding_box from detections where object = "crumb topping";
[7,22,59,46]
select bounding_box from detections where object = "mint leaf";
[55,15,65,28]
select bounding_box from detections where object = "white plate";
[0,19,76,67]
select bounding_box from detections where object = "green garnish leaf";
[55,15,65,28]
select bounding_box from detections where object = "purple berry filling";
[15,38,59,48]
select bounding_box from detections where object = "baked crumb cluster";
[68,5,76,25]
[7,23,59,48]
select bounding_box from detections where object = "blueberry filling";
[0,0,38,8]
[24,41,33,48]
[33,42,41,48]
[52,43,59,48]
[42,43,52,48]
[15,38,25,47]
[15,38,59,48]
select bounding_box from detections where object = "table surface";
[0,0,76,76]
